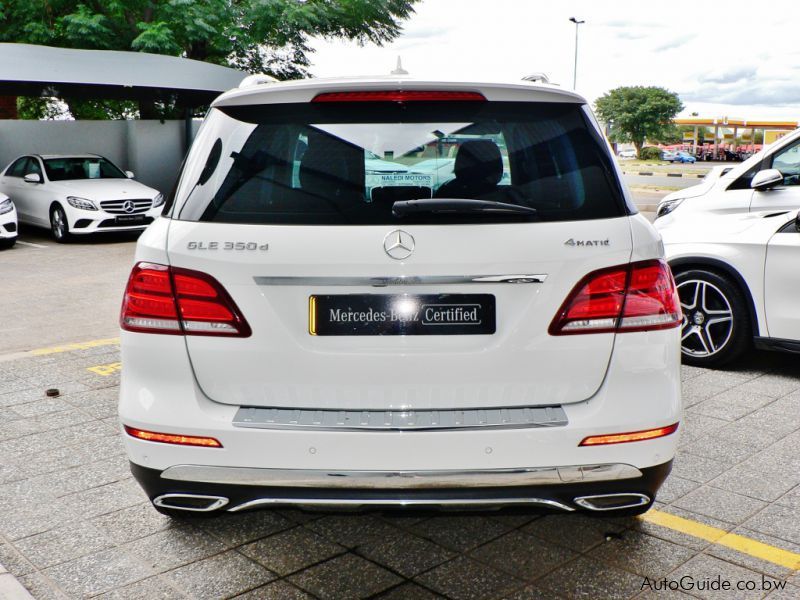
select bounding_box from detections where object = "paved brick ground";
[0,345,797,599]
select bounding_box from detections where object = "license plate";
[309,294,496,336]
[115,215,146,224]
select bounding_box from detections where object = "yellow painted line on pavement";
[29,337,120,356]
[641,509,800,571]
[86,362,122,376]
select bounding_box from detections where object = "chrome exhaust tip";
[153,493,229,512]
[573,493,650,511]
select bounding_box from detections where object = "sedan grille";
[100,199,152,214]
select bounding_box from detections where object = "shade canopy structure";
[0,43,247,105]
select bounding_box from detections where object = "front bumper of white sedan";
[65,203,163,234]
[0,203,17,241]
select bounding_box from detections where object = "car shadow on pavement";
[17,224,142,245]
[719,348,799,378]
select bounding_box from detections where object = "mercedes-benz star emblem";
[122,200,135,214]
[383,230,415,260]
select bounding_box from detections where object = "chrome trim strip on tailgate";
[228,497,575,512]
[233,405,568,431]
[254,274,547,286]
[160,463,642,490]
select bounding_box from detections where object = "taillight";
[311,90,486,102]
[120,262,251,337]
[549,260,681,335]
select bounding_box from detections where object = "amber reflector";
[579,423,679,446]
[124,425,222,448]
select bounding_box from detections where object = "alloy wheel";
[52,209,65,239]
[677,279,734,357]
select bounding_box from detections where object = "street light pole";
[569,17,585,89]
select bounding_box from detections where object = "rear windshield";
[44,157,126,181]
[174,101,627,224]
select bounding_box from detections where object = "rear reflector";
[549,259,681,335]
[124,425,222,448]
[312,90,486,103]
[120,262,251,336]
[579,423,679,446]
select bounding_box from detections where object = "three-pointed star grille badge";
[383,230,415,260]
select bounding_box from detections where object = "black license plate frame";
[309,294,496,336]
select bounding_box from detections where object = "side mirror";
[751,168,783,191]
[23,173,41,184]
[125,171,135,179]
[795,210,800,233]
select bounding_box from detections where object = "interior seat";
[434,140,504,199]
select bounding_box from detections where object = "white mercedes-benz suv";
[119,76,682,518]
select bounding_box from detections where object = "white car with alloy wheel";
[119,75,682,519]
[654,128,800,222]
[660,208,800,366]
[0,193,17,249]
[0,154,163,242]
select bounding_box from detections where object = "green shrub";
[639,147,662,161]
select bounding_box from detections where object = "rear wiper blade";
[392,198,538,217]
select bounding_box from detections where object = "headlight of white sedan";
[67,196,98,211]
[655,198,684,219]
[152,193,164,208]
[0,198,13,215]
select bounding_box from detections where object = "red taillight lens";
[311,90,486,103]
[120,262,251,336]
[579,423,679,446]
[549,260,681,335]
[124,425,222,448]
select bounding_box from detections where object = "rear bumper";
[131,460,672,513]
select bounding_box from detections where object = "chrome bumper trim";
[160,463,643,490]
[233,405,568,432]
[228,497,574,512]
[254,274,547,287]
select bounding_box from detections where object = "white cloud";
[307,0,800,120]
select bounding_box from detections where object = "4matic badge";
[564,238,610,247]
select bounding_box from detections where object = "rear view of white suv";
[119,77,682,518]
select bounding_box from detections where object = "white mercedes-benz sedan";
[0,193,17,249]
[118,75,682,518]
[660,208,800,366]
[0,154,163,242]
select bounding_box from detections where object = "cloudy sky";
[309,0,800,121]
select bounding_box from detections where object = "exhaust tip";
[573,493,650,511]
[153,493,229,512]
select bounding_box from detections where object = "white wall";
[0,119,201,194]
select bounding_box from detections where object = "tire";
[673,269,751,367]
[50,205,71,243]
[0,237,15,249]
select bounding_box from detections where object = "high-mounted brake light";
[124,425,222,448]
[549,260,681,335]
[120,262,251,336]
[579,423,679,446]
[312,90,486,103]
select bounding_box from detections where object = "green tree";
[595,86,684,158]
[0,0,418,118]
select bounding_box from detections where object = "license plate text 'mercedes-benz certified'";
[309,294,496,336]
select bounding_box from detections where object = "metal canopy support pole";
[714,125,720,160]
[693,126,698,156]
